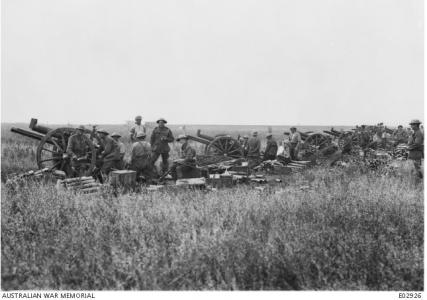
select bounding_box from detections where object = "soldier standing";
[289,127,301,160]
[247,130,261,167]
[264,133,278,161]
[407,119,424,179]
[111,133,126,169]
[150,118,175,175]
[129,115,146,142]
[97,129,121,175]
[66,125,93,177]
[242,135,249,157]
[130,132,155,181]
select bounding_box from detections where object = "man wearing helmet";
[150,118,174,175]
[130,132,155,182]
[408,119,424,179]
[66,125,93,176]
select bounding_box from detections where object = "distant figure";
[111,132,126,169]
[96,129,121,175]
[407,119,424,179]
[130,132,156,182]
[264,133,278,161]
[170,134,197,180]
[66,125,93,177]
[368,129,384,149]
[392,125,409,146]
[150,118,175,175]
[242,135,249,157]
[289,127,301,160]
[359,125,371,148]
[247,131,261,167]
[130,115,146,143]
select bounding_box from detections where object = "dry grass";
[1,123,424,290]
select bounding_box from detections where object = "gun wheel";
[205,136,243,158]
[36,127,96,177]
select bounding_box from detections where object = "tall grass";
[1,166,423,290]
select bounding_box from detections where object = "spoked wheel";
[36,128,96,177]
[305,133,330,150]
[205,136,243,158]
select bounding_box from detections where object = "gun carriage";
[11,119,97,177]
[186,130,244,158]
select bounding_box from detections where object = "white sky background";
[1,0,424,126]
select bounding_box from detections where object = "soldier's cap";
[409,119,422,125]
[176,134,188,141]
[157,118,167,124]
[96,129,109,135]
[243,135,249,139]
[251,130,258,135]
[136,132,146,138]
[111,132,121,137]
[77,125,86,131]
[266,133,273,137]
[135,115,142,120]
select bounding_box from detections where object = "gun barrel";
[186,135,211,145]
[11,127,55,145]
[196,130,215,142]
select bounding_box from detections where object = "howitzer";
[11,118,97,178]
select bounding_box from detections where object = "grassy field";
[1,123,424,290]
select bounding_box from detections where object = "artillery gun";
[186,130,243,158]
[10,119,97,177]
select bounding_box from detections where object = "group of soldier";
[66,116,423,181]
[66,115,196,182]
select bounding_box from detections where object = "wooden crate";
[208,174,234,188]
[110,170,136,190]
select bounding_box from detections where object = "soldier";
[247,130,261,167]
[289,127,301,160]
[392,125,409,146]
[96,129,121,175]
[130,132,155,181]
[170,134,197,180]
[242,135,249,157]
[407,119,424,179]
[150,118,175,175]
[66,125,93,177]
[264,133,278,161]
[129,115,146,142]
[359,125,371,148]
[111,133,126,169]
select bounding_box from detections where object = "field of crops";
[1,123,423,290]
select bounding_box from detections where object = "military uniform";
[66,133,93,176]
[130,140,155,180]
[264,138,278,161]
[130,124,146,142]
[171,141,197,180]
[247,136,261,167]
[408,128,424,178]
[99,135,121,175]
[150,126,174,174]
[289,131,301,160]
[393,129,409,145]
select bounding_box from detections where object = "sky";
[1,0,424,126]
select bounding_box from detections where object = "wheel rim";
[205,136,243,158]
